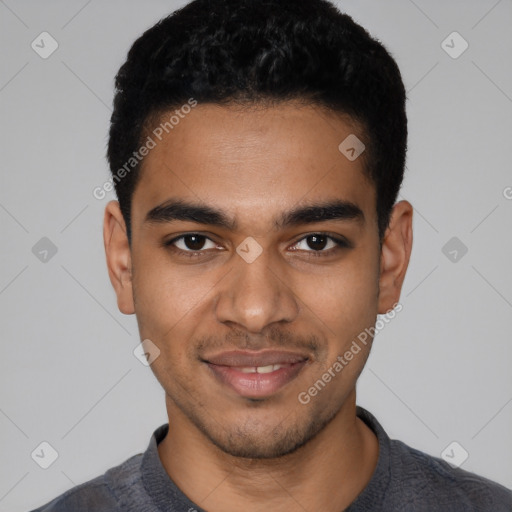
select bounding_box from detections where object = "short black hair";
[107,0,407,244]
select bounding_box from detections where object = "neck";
[157,390,379,511]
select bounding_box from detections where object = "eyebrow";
[144,198,365,230]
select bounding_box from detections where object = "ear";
[377,200,413,314]
[103,200,135,315]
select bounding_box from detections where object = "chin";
[201,408,338,459]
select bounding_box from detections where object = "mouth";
[203,350,310,399]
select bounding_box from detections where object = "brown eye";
[290,233,350,255]
[305,234,329,251]
[164,234,218,255]
[177,234,207,251]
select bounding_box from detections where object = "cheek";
[131,247,214,335]
[298,261,378,396]
[299,256,379,338]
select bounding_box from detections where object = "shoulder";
[354,406,512,511]
[29,453,143,512]
[388,439,512,511]
[28,478,117,511]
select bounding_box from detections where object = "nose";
[214,245,299,334]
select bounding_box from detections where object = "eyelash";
[163,233,350,259]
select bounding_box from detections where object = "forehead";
[132,102,376,231]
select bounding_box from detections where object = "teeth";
[239,367,257,373]
[257,364,279,374]
[236,364,284,374]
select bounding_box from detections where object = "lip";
[204,349,309,367]
[203,350,309,398]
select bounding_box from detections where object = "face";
[105,102,411,459]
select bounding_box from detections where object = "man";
[31,0,512,510]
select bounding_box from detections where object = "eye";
[164,232,351,259]
[164,234,219,257]
[289,233,350,256]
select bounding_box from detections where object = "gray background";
[1,0,511,510]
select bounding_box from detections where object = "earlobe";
[103,200,135,315]
[377,200,413,314]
